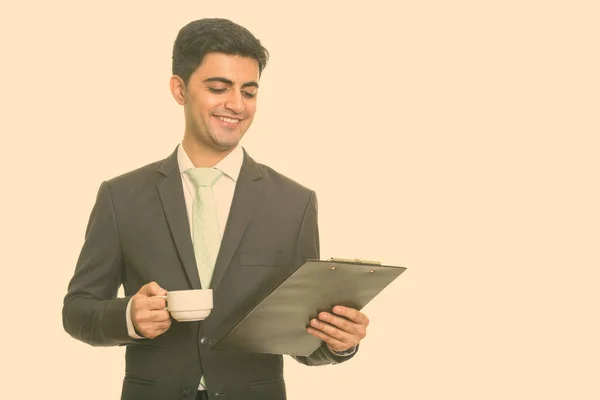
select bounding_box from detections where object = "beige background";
[1,1,599,399]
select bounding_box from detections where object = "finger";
[150,309,171,322]
[151,319,171,332]
[137,283,154,296]
[318,312,356,334]
[306,326,347,350]
[132,306,168,324]
[147,296,167,310]
[132,295,166,314]
[136,319,171,338]
[144,327,167,339]
[332,306,369,326]
[138,281,167,297]
[319,312,367,340]
[132,306,153,324]
[146,281,167,296]
[309,318,351,343]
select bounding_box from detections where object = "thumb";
[138,281,167,297]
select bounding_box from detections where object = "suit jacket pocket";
[247,377,286,399]
[121,377,164,400]
[239,251,290,267]
[248,377,284,387]
[123,374,157,386]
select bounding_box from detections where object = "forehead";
[192,52,260,83]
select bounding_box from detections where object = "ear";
[170,75,186,105]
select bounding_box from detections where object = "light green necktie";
[185,167,223,289]
[185,167,223,390]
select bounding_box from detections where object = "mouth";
[213,115,243,126]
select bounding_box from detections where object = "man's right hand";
[130,281,171,339]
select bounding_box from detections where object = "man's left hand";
[306,305,369,353]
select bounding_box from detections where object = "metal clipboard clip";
[328,257,382,265]
[327,258,382,270]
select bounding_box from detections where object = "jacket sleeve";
[62,180,138,347]
[290,190,360,366]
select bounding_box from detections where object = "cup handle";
[155,294,168,310]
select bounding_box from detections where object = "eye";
[208,87,227,94]
[242,91,257,99]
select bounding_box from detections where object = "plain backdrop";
[1,1,599,399]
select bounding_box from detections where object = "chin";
[213,138,241,151]
[213,132,244,150]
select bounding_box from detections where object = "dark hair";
[172,18,269,85]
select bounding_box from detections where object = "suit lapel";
[210,150,263,292]
[157,147,201,289]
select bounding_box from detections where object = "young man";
[62,18,370,400]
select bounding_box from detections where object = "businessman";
[62,18,369,400]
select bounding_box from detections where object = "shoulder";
[259,163,313,193]
[255,161,318,217]
[241,148,311,193]
[104,159,163,190]
[99,148,176,196]
[243,150,318,209]
[250,156,317,204]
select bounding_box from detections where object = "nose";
[224,91,245,114]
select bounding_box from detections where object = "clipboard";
[212,258,407,356]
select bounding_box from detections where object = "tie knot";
[185,168,223,189]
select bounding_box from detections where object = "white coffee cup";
[156,289,213,322]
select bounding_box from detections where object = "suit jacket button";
[180,388,192,397]
[200,337,209,347]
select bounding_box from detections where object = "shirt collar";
[177,142,243,182]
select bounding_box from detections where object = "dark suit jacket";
[62,146,357,400]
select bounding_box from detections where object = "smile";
[214,115,242,124]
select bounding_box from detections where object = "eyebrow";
[202,77,259,89]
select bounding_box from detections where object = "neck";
[181,136,235,168]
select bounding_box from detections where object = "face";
[172,52,260,153]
